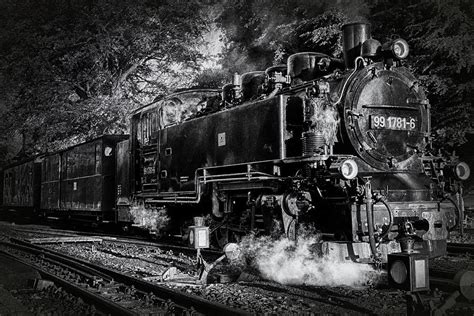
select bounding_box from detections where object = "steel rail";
[10,225,224,256]
[5,239,113,281]
[446,242,474,256]
[0,248,136,316]
[9,238,249,316]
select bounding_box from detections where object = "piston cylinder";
[302,131,325,156]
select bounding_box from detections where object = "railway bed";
[0,238,247,315]
[447,242,474,256]
[2,234,383,314]
[2,222,474,314]
[8,223,224,256]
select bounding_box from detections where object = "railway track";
[0,238,248,315]
[0,224,400,313]
[3,223,473,314]
[16,224,474,257]
[236,280,377,314]
[9,225,223,257]
[447,242,474,256]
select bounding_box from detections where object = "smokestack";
[342,23,371,69]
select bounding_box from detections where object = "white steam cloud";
[129,205,170,233]
[238,234,379,287]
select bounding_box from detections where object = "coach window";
[4,173,10,201]
[141,112,149,144]
[151,110,158,138]
[11,170,15,195]
[62,154,68,179]
[45,158,50,181]
[43,158,49,181]
[133,115,141,145]
[180,96,203,121]
[46,160,49,180]
[70,151,76,178]
[95,143,101,174]
[69,151,76,178]
[68,152,74,178]
[53,155,60,180]
[42,160,46,181]
[142,113,148,143]
[104,146,113,157]
[46,159,51,181]
[139,110,159,145]
[159,98,181,128]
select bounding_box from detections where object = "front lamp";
[455,162,470,181]
[444,161,470,181]
[383,38,409,60]
[339,159,358,180]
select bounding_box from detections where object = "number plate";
[370,115,417,130]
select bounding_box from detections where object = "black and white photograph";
[0,0,473,314]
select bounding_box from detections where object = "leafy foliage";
[216,0,371,71]
[217,0,473,150]
[0,0,211,165]
[371,0,473,149]
[193,68,230,89]
[0,0,471,168]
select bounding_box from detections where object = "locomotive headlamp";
[455,162,470,181]
[383,38,409,60]
[339,159,358,180]
[445,162,471,181]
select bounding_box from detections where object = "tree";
[216,0,473,150]
[371,0,474,150]
[0,0,470,167]
[216,0,370,73]
[0,0,212,164]
[193,68,230,89]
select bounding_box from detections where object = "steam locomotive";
[1,23,470,270]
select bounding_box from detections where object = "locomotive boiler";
[125,22,470,265]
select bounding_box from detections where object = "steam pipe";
[333,56,364,105]
[144,168,281,204]
[376,198,393,240]
[457,186,464,236]
[211,183,224,218]
[364,179,378,258]
[440,196,461,232]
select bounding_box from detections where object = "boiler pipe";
[364,178,378,258]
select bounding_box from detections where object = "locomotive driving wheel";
[210,219,244,249]
[213,226,230,248]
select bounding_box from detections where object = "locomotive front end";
[276,22,469,265]
[330,23,468,262]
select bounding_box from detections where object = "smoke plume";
[238,234,379,287]
[129,205,170,233]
